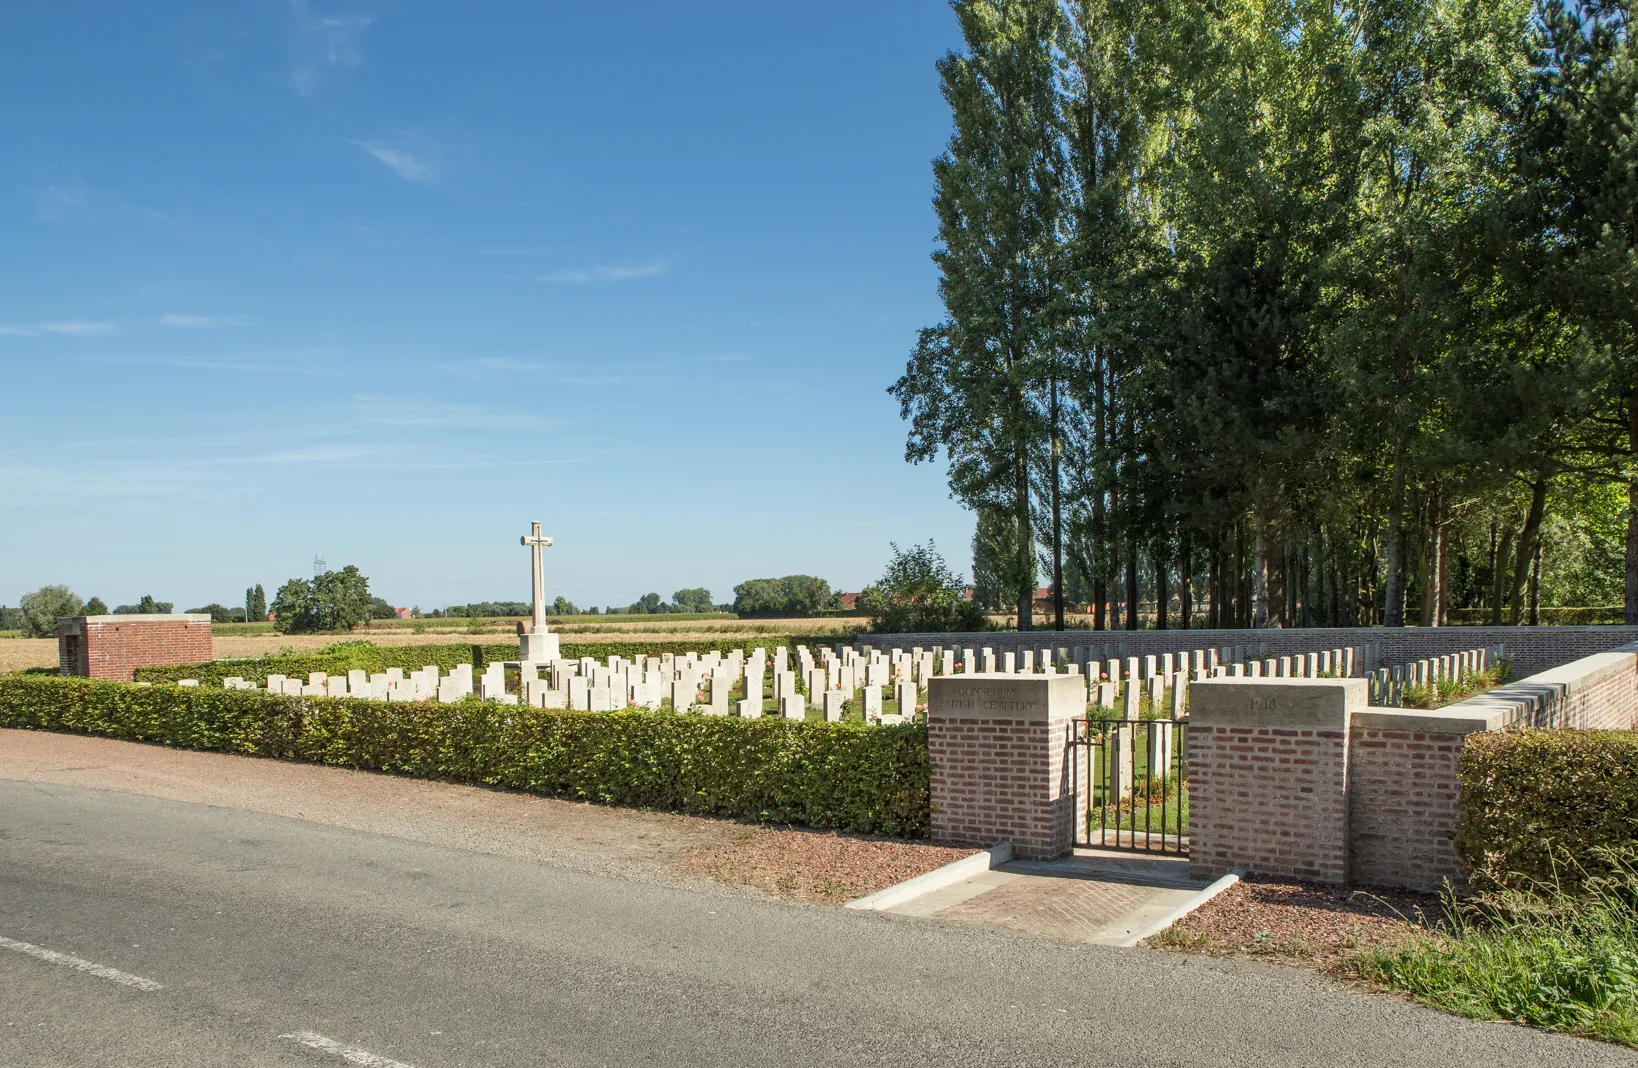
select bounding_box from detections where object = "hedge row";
[132,638,823,686]
[0,675,930,836]
[1457,729,1638,891]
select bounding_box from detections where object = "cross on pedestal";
[518,520,559,664]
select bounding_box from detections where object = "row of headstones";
[514,645,921,724]
[215,666,478,703]
[1367,645,1505,707]
[1086,646,1361,718]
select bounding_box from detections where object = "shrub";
[0,675,930,836]
[858,541,988,633]
[1457,729,1638,892]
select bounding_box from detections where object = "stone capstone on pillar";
[926,673,1088,861]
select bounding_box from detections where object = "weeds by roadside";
[1353,850,1638,1047]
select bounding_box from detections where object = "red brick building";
[57,614,213,681]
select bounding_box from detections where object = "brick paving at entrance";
[886,847,1211,945]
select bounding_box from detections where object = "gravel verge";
[1148,876,1447,970]
[676,827,976,903]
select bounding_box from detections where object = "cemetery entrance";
[1072,715,1189,854]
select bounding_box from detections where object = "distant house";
[394,606,412,621]
[840,592,858,611]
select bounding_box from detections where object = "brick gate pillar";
[926,674,1087,860]
[1187,677,1365,885]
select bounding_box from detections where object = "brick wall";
[1189,723,1351,884]
[1348,729,1465,891]
[926,675,1086,860]
[58,615,213,682]
[929,716,1080,859]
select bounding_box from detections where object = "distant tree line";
[896,0,1638,630]
[732,576,841,617]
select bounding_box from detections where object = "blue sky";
[0,1,974,613]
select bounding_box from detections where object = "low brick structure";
[58,614,213,682]
[1187,642,1638,891]
[1347,726,1465,890]
[926,674,1087,860]
[1188,680,1361,885]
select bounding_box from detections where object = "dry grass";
[0,617,866,675]
[0,638,56,673]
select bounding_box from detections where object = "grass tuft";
[1355,849,1638,1047]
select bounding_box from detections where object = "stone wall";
[868,626,1638,678]
[58,615,214,682]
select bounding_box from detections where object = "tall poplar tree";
[893,0,1063,630]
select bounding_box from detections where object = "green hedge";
[1457,729,1638,891]
[0,675,929,836]
[131,638,822,686]
[1444,606,1626,626]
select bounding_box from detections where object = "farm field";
[0,616,871,673]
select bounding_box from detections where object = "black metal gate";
[1071,715,1189,854]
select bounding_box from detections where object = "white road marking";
[0,935,164,991]
[279,1031,421,1068]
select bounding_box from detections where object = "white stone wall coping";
[843,843,1014,912]
[72,614,213,624]
[1351,641,1638,735]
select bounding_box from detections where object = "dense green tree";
[972,505,1028,610]
[186,604,237,623]
[245,584,267,623]
[19,585,84,637]
[552,596,579,615]
[113,594,172,614]
[271,565,373,634]
[83,596,108,615]
[671,588,715,613]
[897,0,1629,631]
[859,542,990,633]
[732,576,837,616]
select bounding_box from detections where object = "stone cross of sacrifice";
[520,521,553,634]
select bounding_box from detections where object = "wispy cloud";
[110,349,346,376]
[539,261,669,284]
[0,461,200,503]
[289,0,375,97]
[350,394,542,429]
[0,320,116,337]
[33,181,177,227]
[354,140,440,183]
[472,356,547,373]
[156,313,248,328]
[242,443,386,465]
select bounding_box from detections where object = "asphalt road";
[1,779,1630,1067]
